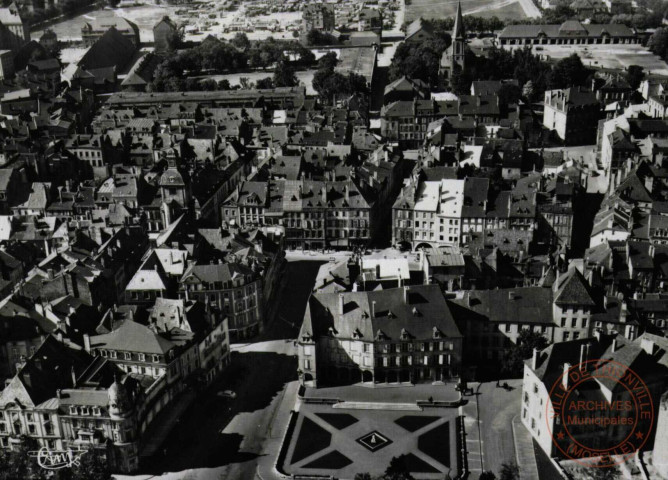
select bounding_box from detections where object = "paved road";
[517,0,541,18]
[464,380,522,476]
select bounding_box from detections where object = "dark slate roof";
[449,287,553,325]
[554,267,596,306]
[302,284,462,341]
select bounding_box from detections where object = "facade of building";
[153,16,178,53]
[498,21,639,47]
[522,333,666,460]
[0,3,29,52]
[297,285,464,387]
[178,262,263,340]
[0,336,143,473]
[302,4,335,34]
[543,87,601,144]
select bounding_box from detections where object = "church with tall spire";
[439,2,467,86]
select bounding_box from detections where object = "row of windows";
[98,349,161,363]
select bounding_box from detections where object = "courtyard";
[283,402,461,479]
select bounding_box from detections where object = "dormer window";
[80,407,89,416]
[100,349,107,358]
[109,350,117,359]
[138,353,146,362]
[92,407,101,416]
[69,406,77,415]
[152,355,160,363]
[433,327,443,339]
[124,352,131,360]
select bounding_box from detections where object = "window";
[69,406,77,415]
[124,352,131,360]
[363,344,370,353]
[109,350,117,359]
[138,353,145,361]
[152,355,160,363]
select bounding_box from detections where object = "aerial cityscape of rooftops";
[1,0,668,478]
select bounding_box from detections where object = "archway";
[362,370,373,383]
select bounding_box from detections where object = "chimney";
[371,300,376,318]
[579,343,588,371]
[83,333,90,352]
[531,347,539,370]
[403,286,409,304]
[56,389,61,399]
[338,293,344,314]
[611,338,618,353]
[562,362,571,390]
[71,365,77,388]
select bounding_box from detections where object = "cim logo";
[28,447,87,470]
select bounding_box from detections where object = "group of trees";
[306,29,339,46]
[479,463,520,480]
[0,436,110,480]
[388,28,450,87]
[150,34,315,92]
[451,48,591,99]
[312,52,368,103]
[648,27,668,60]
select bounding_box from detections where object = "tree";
[522,81,535,101]
[317,51,338,70]
[306,29,337,46]
[480,472,497,480]
[256,77,274,89]
[498,83,522,107]
[71,448,111,480]
[217,79,231,90]
[548,53,590,89]
[231,32,250,51]
[273,59,298,87]
[502,329,550,376]
[648,27,668,59]
[499,463,520,480]
[626,65,645,90]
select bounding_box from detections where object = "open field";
[405,0,531,23]
[33,3,301,43]
[192,69,317,95]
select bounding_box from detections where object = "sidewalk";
[256,380,300,480]
[139,390,198,457]
[511,416,540,480]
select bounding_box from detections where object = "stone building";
[297,285,464,387]
[543,87,601,145]
[0,336,143,473]
[153,16,178,53]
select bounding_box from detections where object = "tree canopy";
[502,329,550,376]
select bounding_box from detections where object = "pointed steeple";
[453,2,465,40]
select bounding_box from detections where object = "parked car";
[217,390,237,399]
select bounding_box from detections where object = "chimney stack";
[371,300,376,318]
[71,365,77,388]
[531,347,539,370]
[562,362,571,390]
[83,333,90,352]
[403,286,409,304]
[611,338,618,353]
[579,343,588,371]
[338,293,344,314]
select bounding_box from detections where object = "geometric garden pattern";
[285,409,459,479]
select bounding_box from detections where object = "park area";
[283,402,461,479]
[404,0,532,23]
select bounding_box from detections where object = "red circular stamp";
[546,359,654,468]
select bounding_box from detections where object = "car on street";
[217,390,237,399]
